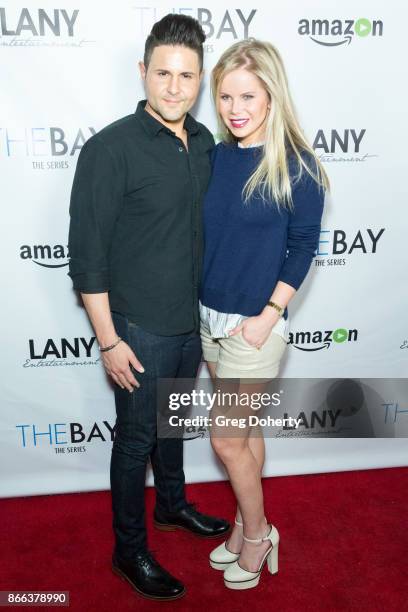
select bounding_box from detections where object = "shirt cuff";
[68,270,110,293]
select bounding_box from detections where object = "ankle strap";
[243,524,271,544]
[235,517,243,527]
[243,534,264,544]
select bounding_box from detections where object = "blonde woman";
[199,38,329,590]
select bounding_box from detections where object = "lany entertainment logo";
[0,7,95,47]
[23,337,99,368]
[313,129,378,164]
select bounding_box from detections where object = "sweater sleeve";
[67,136,124,293]
[277,162,325,291]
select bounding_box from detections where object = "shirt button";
[178,147,183,152]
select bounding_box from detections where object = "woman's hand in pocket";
[228,312,279,349]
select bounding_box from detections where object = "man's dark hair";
[144,14,206,71]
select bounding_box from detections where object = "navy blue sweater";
[199,142,325,320]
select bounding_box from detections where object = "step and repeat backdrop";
[1,0,407,497]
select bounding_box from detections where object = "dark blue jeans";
[110,311,202,559]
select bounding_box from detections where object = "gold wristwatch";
[267,301,284,317]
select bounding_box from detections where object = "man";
[68,14,229,601]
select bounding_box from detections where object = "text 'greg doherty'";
[168,390,282,411]
[169,415,302,429]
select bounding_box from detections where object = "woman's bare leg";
[209,379,271,570]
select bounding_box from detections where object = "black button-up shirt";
[68,100,214,335]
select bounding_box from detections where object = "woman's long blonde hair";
[211,38,330,210]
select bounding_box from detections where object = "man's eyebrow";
[153,68,196,75]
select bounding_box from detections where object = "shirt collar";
[238,140,265,149]
[135,99,200,137]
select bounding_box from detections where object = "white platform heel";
[223,524,279,590]
[209,518,242,570]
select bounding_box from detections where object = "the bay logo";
[315,228,385,268]
[0,127,95,159]
[23,336,99,368]
[289,328,358,351]
[15,421,115,450]
[134,8,256,49]
[317,228,384,255]
[20,244,69,268]
[313,129,377,163]
[298,18,383,47]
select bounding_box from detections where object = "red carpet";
[1,467,407,611]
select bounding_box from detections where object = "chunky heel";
[267,541,279,574]
[223,523,280,590]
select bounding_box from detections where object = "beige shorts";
[200,320,287,381]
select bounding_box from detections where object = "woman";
[199,38,329,590]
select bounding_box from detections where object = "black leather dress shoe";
[112,550,185,601]
[154,502,230,538]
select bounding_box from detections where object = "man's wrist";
[99,337,122,352]
[97,329,120,348]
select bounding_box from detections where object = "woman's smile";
[230,118,250,129]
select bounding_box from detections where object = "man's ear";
[199,68,205,83]
[139,61,146,80]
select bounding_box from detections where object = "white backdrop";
[1,0,407,498]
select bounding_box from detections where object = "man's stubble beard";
[151,99,190,125]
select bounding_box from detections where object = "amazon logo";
[288,328,358,351]
[183,427,207,441]
[20,244,69,268]
[298,18,383,47]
